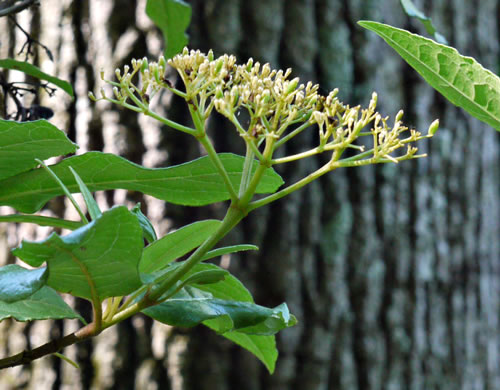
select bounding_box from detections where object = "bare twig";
[0,0,38,18]
[8,14,54,61]
[0,323,97,369]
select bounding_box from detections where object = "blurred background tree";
[0,0,498,389]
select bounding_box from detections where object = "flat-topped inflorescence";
[91,47,438,167]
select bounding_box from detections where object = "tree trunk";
[179,1,500,390]
[0,1,498,389]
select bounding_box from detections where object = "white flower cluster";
[93,48,438,165]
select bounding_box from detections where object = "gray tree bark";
[0,1,498,389]
[179,1,500,390]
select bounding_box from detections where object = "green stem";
[35,159,89,224]
[238,136,276,206]
[0,214,83,230]
[190,104,239,202]
[101,205,245,330]
[274,121,312,148]
[238,144,255,197]
[144,108,197,135]
[122,83,196,135]
[118,285,149,313]
[147,205,244,303]
[248,161,334,212]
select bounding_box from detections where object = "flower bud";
[215,58,224,74]
[158,56,166,68]
[285,78,299,95]
[246,58,254,72]
[208,50,214,62]
[88,91,97,101]
[113,86,121,100]
[369,92,378,111]
[262,63,271,77]
[395,109,404,122]
[427,119,439,136]
[141,58,149,72]
[215,86,223,99]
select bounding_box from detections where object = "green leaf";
[131,203,157,244]
[0,264,47,303]
[12,206,144,301]
[399,0,447,44]
[143,286,296,335]
[0,286,83,322]
[201,244,258,262]
[181,269,228,286]
[210,330,277,374]
[0,119,77,181]
[140,220,222,275]
[70,166,102,220]
[0,152,284,213]
[358,21,500,131]
[0,58,74,98]
[146,0,192,59]
[146,263,282,373]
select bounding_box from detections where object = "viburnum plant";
[0,48,438,372]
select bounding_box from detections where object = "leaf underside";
[146,0,192,59]
[0,286,83,322]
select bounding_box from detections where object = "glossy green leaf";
[0,152,284,213]
[0,264,47,303]
[143,286,296,335]
[400,0,447,44]
[200,244,258,262]
[0,119,77,181]
[70,167,102,220]
[146,0,191,59]
[0,286,83,322]
[147,263,282,372]
[185,263,253,302]
[12,206,144,301]
[358,21,500,131]
[0,58,74,98]
[140,220,221,275]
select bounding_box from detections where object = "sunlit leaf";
[358,21,500,131]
